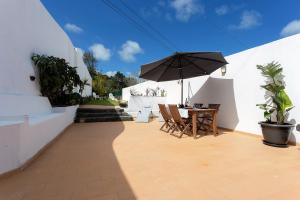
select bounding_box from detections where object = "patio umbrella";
[139,52,228,105]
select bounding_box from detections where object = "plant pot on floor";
[256,62,295,148]
[259,122,295,148]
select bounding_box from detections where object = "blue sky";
[41,0,300,76]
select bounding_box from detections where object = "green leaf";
[257,61,293,124]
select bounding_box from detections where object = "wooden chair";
[200,104,220,134]
[168,104,192,138]
[158,104,175,133]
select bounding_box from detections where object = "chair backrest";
[158,104,171,122]
[168,104,185,126]
[193,103,203,109]
[208,104,220,112]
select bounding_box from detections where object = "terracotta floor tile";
[0,121,300,200]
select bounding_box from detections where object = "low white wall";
[126,96,167,116]
[123,34,300,142]
[0,105,78,175]
[0,124,21,174]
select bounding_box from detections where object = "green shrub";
[31,54,85,106]
[119,100,128,108]
[81,97,120,106]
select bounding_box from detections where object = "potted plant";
[256,62,294,147]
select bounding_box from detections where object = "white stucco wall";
[74,48,92,97]
[0,105,78,175]
[0,0,91,174]
[123,34,300,142]
[126,96,167,117]
[0,0,91,97]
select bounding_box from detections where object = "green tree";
[114,72,127,88]
[110,72,127,96]
[125,76,138,86]
[93,75,108,96]
[83,51,97,79]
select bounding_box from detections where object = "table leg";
[192,112,197,138]
[212,111,217,136]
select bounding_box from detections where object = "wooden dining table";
[187,108,218,138]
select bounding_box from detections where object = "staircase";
[74,107,133,123]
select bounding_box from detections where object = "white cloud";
[280,20,300,37]
[170,0,204,22]
[118,40,143,62]
[215,5,229,16]
[215,4,245,16]
[105,71,117,77]
[230,10,262,30]
[64,23,83,33]
[89,44,111,61]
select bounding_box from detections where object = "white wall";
[0,0,91,174]
[0,106,78,174]
[126,96,167,116]
[74,48,92,97]
[0,0,91,97]
[123,34,300,142]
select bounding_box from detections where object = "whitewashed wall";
[0,0,91,175]
[126,96,167,117]
[0,0,91,97]
[123,34,300,143]
[0,105,78,175]
[74,48,92,97]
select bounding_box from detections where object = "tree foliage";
[93,75,108,96]
[82,51,139,97]
[256,61,293,124]
[31,54,85,106]
[83,51,98,79]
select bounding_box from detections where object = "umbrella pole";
[181,79,183,105]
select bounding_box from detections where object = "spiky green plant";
[256,61,293,124]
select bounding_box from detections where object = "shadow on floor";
[0,122,136,200]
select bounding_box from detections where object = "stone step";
[77,108,124,114]
[76,112,131,118]
[74,115,133,123]
[75,107,133,123]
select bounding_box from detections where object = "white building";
[0,0,92,175]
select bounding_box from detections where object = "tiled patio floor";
[1,120,300,200]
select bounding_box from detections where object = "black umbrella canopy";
[139,52,228,82]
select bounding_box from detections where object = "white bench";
[0,94,77,175]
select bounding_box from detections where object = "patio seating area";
[159,103,219,138]
[1,120,300,200]
[1,1,300,200]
